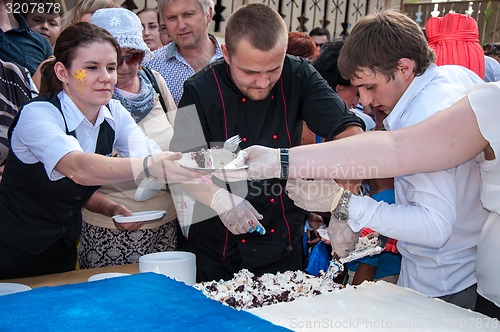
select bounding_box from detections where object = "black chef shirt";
[171,55,364,282]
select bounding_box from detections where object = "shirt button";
[271,95,275,99]
[272,134,278,140]
[270,229,275,233]
[270,198,275,203]
[242,137,247,142]
[241,239,246,244]
[242,97,247,102]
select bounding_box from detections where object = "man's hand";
[328,219,360,258]
[286,178,344,212]
[210,189,265,235]
[240,146,281,180]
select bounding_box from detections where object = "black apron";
[0,94,114,277]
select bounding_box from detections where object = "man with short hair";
[328,10,486,309]
[144,0,222,104]
[309,27,330,50]
[170,3,364,282]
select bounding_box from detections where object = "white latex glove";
[212,147,280,182]
[210,189,265,235]
[286,178,344,212]
[242,146,281,180]
[328,219,360,258]
[211,152,248,182]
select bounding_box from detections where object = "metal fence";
[61,0,500,43]
[404,1,500,44]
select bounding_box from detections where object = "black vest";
[0,94,115,254]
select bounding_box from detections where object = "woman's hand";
[210,188,265,235]
[149,152,210,185]
[111,205,144,231]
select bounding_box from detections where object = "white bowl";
[139,251,196,285]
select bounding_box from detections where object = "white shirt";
[11,91,160,181]
[348,65,490,297]
[484,56,500,82]
[468,81,500,306]
[351,108,375,131]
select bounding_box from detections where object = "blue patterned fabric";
[144,35,223,104]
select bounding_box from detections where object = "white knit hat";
[91,8,153,62]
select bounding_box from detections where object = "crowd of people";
[1,0,499,319]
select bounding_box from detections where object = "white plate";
[88,272,130,282]
[176,151,248,171]
[134,177,165,202]
[0,283,31,296]
[113,210,166,223]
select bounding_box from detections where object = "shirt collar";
[384,64,440,130]
[58,91,113,132]
[165,34,223,60]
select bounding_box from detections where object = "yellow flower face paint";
[73,69,87,81]
[73,69,87,95]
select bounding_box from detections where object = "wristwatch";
[332,190,352,222]
[279,148,289,179]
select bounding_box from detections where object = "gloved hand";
[241,146,281,180]
[328,218,360,258]
[210,188,265,235]
[212,146,281,182]
[286,178,344,212]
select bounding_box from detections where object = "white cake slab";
[249,281,497,331]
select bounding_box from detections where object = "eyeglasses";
[118,52,145,66]
[315,43,324,49]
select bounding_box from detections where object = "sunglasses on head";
[118,52,145,66]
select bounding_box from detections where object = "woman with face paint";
[0,22,201,279]
[77,8,179,269]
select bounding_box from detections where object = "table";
[1,267,497,331]
[1,263,139,288]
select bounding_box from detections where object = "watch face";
[334,210,348,221]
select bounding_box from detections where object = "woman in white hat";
[79,8,179,269]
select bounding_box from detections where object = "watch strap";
[279,148,289,179]
[332,190,352,222]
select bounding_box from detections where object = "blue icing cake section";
[0,273,290,331]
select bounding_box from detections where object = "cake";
[191,148,236,169]
[0,273,288,331]
[194,269,343,310]
[249,280,495,331]
[339,236,384,264]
